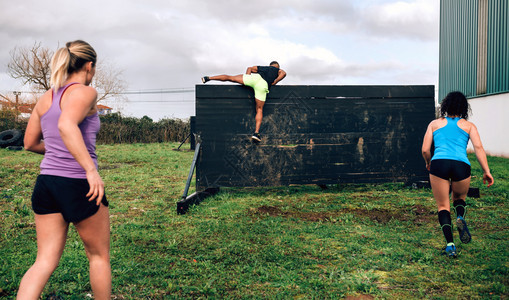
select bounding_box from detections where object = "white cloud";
[0,0,439,118]
[362,0,439,40]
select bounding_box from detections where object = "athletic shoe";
[443,243,457,258]
[456,216,471,244]
[251,132,261,142]
[201,76,210,83]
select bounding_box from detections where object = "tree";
[8,42,52,90]
[7,42,127,104]
[92,60,127,103]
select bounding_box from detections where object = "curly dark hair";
[440,91,471,119]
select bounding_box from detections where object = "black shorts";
[429,159,471,181]
[31,175,109,223]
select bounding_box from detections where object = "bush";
[97,113,190,144]
[0,109,28,133]
[0,111,190,144]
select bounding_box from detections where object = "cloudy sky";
[0,0,439,120]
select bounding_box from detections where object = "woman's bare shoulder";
[39,89,53,102]
[63,84,98,106]
[68,84,97,96]
[457,118,474,133]
[33,89,54,115]
[429,117,446,131]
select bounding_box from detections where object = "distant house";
[18,103,35,119]
[2,100,113,118]
[97,104,113,115]
[0,100,35,119]
[0,99,13,110]
[0,100,8,110]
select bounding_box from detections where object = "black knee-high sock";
[453,199,467,218]
[438,210,454,244]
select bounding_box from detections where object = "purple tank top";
[40,83,100,179]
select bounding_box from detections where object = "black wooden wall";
[195,85,435,190]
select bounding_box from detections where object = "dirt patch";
[252,205,339,222]
[412,204,437,224]
[342,205,436,224]
[256,205,287,217]
[346,208,396,224]
[250,204,436,225]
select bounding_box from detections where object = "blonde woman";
[422,91,493,257]
[18,40,110,299]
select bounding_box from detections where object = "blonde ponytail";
[50,40,97,92]
[50,47,71,92]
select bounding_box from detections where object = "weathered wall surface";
[195,85,435,189]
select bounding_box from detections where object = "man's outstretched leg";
[202,75,244,84]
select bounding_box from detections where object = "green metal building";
[439,0,508,100]
[439,0,508,157]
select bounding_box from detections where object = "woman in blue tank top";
[19,40,111,299]
[422,91,493,257]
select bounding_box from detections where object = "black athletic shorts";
[31,174,109,223]
[429,159,471,181]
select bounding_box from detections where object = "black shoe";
[201,76,210,83]
[251,132,261,142]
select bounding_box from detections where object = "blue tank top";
[40,83,100,178]
[431,117,470,165]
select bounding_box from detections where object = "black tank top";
[257,66,279,86]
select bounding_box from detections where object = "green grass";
[1,144,508,299]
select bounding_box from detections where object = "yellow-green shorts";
[243,73,269,101]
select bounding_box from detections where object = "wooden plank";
[196,85,435,99]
